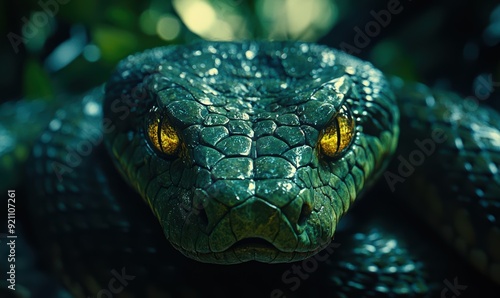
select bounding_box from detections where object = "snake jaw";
[155,185,341,264]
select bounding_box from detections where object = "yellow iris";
[319,106,355,158]
[147,116,180,155]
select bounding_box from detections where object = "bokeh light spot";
[83,44,101,62]
[174,0,217,34]
[256,0,337,40]
[140,9,162,35]
[157,15,181,41]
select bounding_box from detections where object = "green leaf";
[23,58,54,99]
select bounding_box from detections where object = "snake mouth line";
[229,237,278,251]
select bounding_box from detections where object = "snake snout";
[174,177,329,263]
[200,179,314,235]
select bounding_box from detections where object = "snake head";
[103,41,399,264]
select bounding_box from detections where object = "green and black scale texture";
[2,41,500,297]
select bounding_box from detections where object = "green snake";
[2,41,500,297]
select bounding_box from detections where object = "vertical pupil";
[337,107,354,152]
[157,117,164,152]
[319,105,354,157]
[158,116,180,155]
[147,110,180,155]
[319,119,340,156]
[148,117,162,151]
[333,119,341,154]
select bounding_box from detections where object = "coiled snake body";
[3,41,500,297]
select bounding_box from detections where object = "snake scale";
[2,41,500,297]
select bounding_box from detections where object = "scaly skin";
[4,41,498,297]
[103,42,398,263]
[390,79,500,284]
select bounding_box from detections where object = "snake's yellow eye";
[147,111,180,156]
[319,105,355,158]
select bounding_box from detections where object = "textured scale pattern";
[103,42,398,263]
[5,41,497,297]
[0,99,56,191]
[390,80,500,284]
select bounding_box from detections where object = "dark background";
[1,0,499,103]
[0,0,499,297]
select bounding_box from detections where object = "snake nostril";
[298,202,312,227]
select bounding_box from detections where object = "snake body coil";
[10,41,500,297]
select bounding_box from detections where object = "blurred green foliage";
[23,58,54,99]
[1,0,499,102]
[2,0,340,99]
